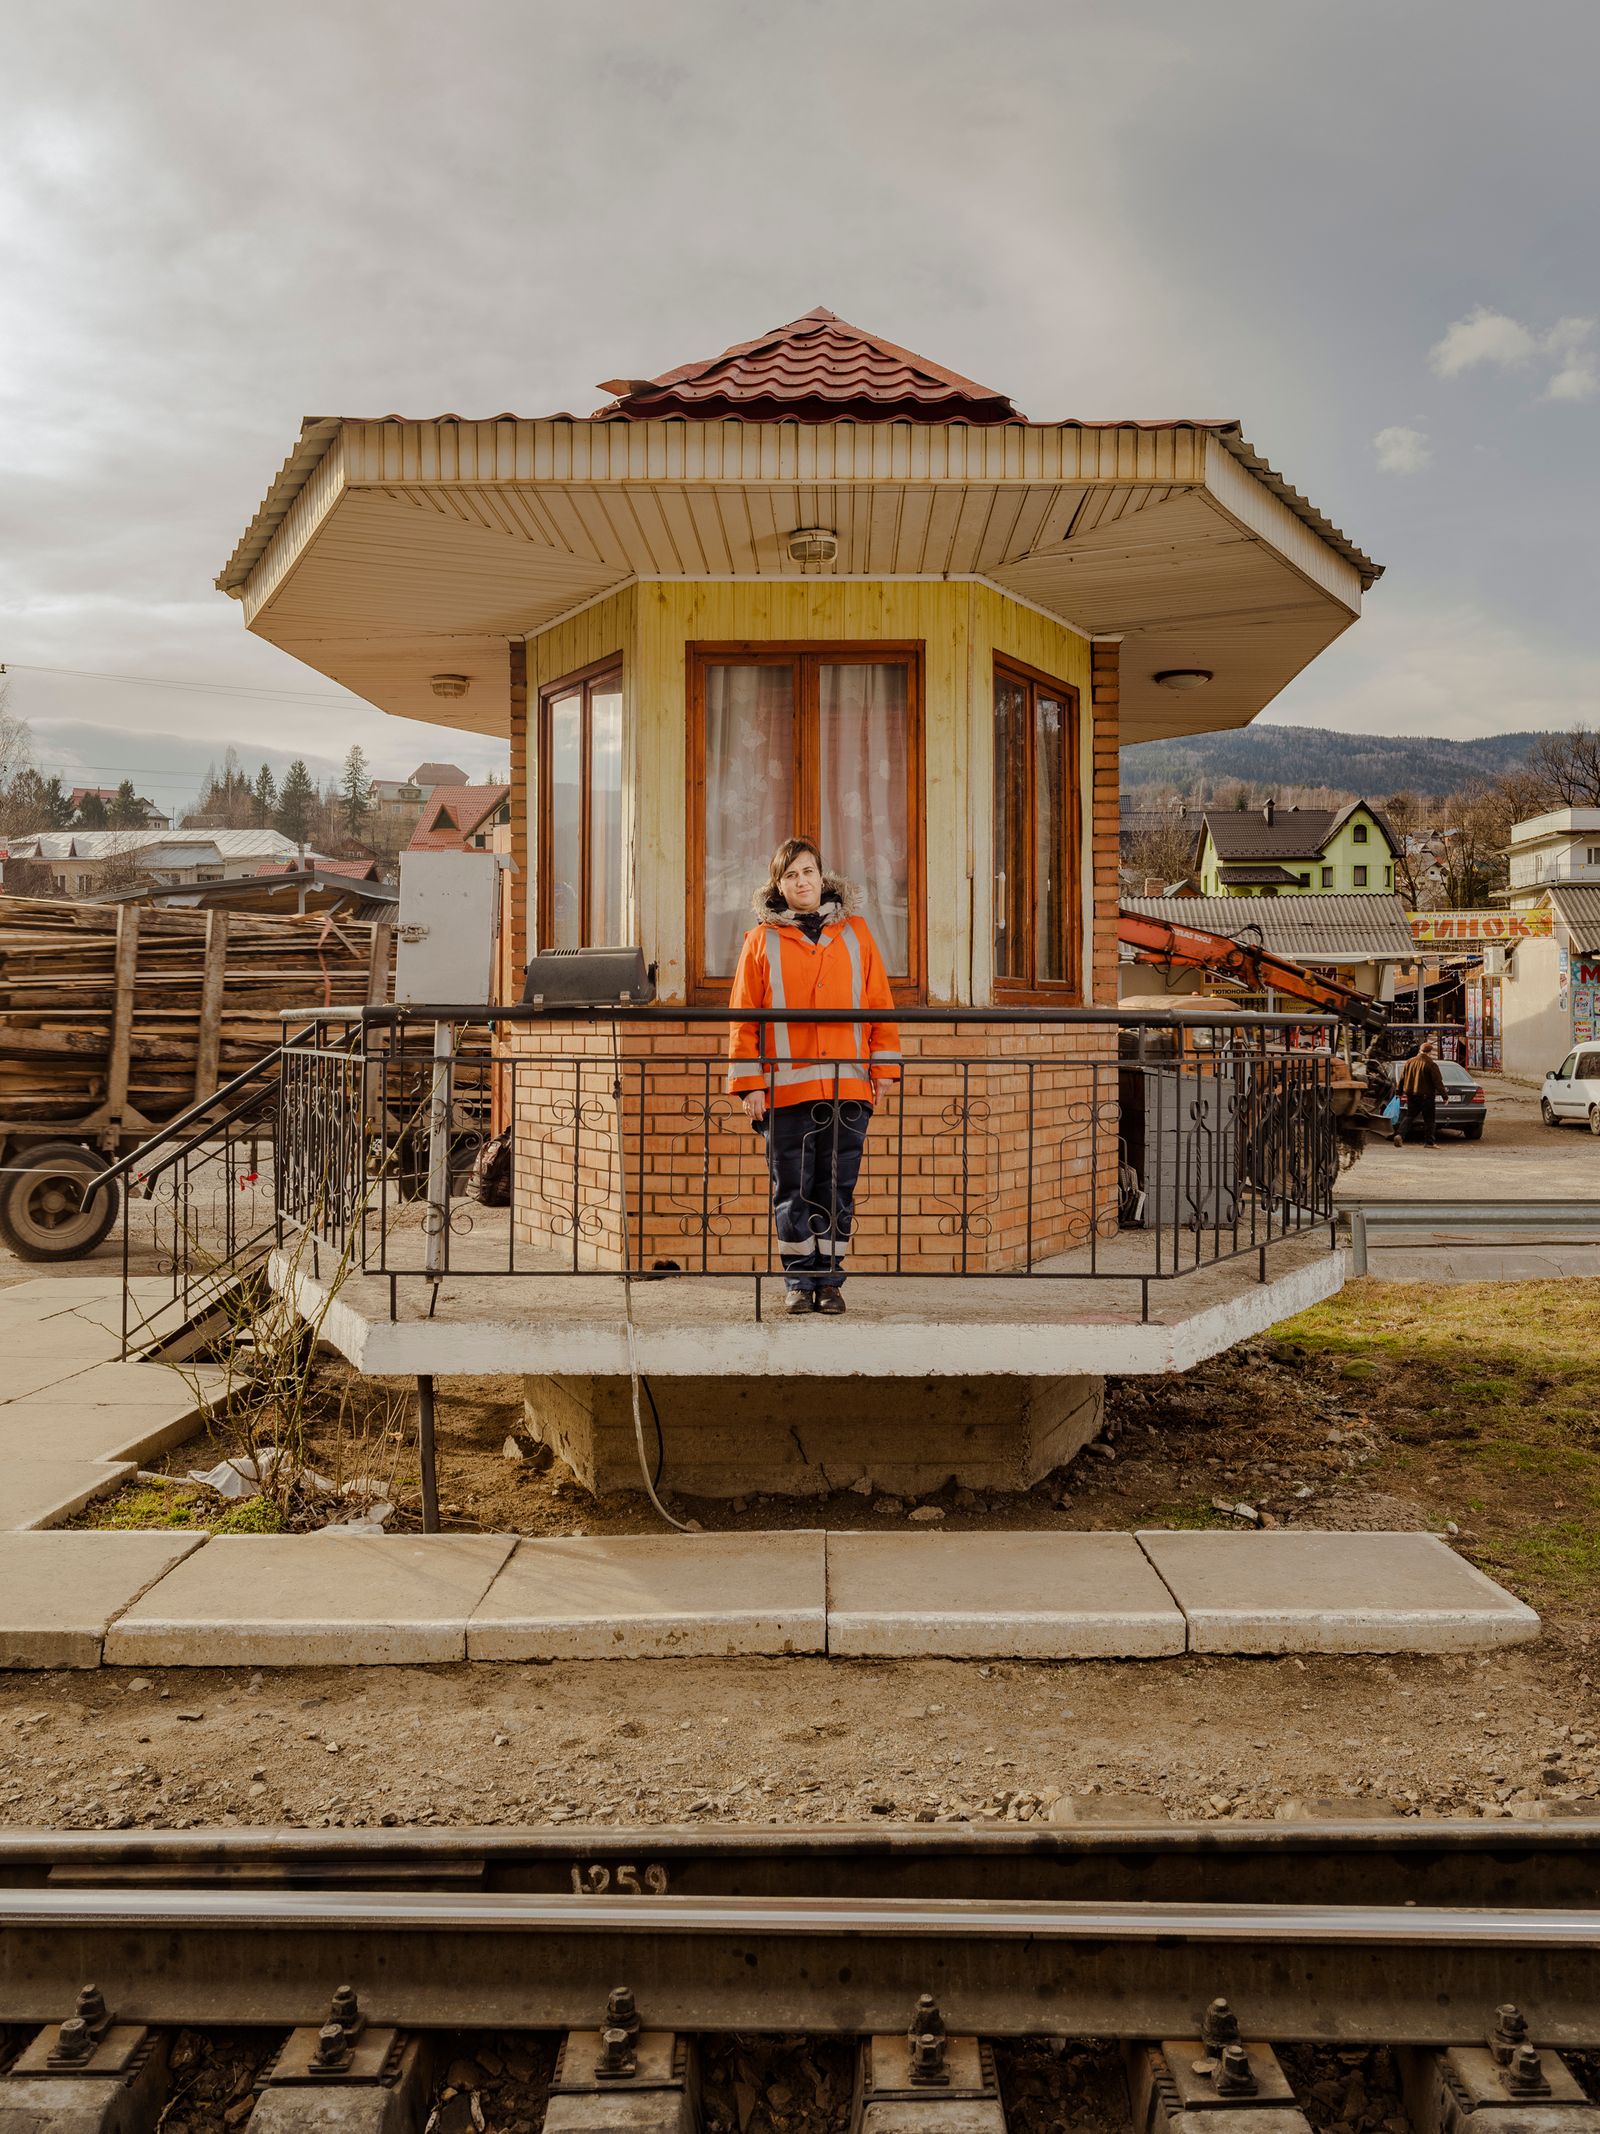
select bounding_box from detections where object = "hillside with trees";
[1125,726,1600,909]
[1122,725,1551,805]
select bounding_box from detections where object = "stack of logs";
[0,895,392,1133]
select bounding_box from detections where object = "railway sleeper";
[0,1982,171,2134]
[851,1997,1006,2134]
[1127,1996,1311,2134]
[546,1990,697,2134]
[1399,2003,1600,2134]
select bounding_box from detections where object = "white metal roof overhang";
[218,417,1380,746]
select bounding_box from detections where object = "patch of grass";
[1277,1280,1600,1609]
[1142,1501,1225,1530]
[81,1484,284,1535]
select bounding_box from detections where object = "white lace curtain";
[704,665,795,975]
[819,662,908,972]
[703,658,909,976]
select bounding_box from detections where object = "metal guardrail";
[1345,1200,1600,1274]
[273,1006,1343,1321]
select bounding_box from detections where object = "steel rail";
[8,1821,1600,1907]
[5,1888,1600,2039]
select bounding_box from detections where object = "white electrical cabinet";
[395,852,502,1004]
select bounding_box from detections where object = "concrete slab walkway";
[0,1277,230,1531]
[0,1525,1540,1669]
[1137,1529,1540,1653]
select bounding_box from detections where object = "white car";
[1542,1046,1600,1133]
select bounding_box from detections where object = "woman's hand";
[741,1089,768,1123]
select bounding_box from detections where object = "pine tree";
[108,778,145,827]
[252,763,277,827]
[339,745,372,837]
[274,759,316,846]
[76,791,109,829]
[41,775,72,828]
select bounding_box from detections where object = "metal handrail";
[340,1002,1338,1030]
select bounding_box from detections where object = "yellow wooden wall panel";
[524,579,1098,1006]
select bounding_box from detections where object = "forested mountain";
[1122,726,1551,801]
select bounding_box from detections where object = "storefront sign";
[1408,910,1554,942]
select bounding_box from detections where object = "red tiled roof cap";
[593,306,1022,426]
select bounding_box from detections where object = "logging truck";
[0,896,391,1261]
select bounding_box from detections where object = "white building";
[1504,807,1600,905]
[1499,886,1600,1078]
[3,828,321,897]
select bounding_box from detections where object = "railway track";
[2,1819,1599,2130]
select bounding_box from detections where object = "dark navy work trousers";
[764,1099,872,1292]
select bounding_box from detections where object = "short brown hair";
[766,837,822,896]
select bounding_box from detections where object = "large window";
[688,644,921,994]
[992,657,1081,997]
[538,661,624,949]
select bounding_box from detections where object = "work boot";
[784,1291,815,1316]
[816,1291,846,1316]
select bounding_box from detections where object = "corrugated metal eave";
[1121,893,1415,959]
[1548,886,1600,931]
[217,418,343,595]
[1210,429,1383,591]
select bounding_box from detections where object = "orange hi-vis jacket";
[728,913,903,1109]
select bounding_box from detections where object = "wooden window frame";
[536,655,624,951]
[1353,864,1369,888]
[686,641,926,1005]
[991,653,1083,1004]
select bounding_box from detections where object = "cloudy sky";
[1,0,1595,810]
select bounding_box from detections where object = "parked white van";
[1541,1046,1600,1132]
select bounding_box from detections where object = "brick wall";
[504,1018,1120,1275]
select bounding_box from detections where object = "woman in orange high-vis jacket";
[728,837,902,1317]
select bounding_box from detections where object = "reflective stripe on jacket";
[728,915,903,1108]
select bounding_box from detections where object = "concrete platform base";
[523,1372,1103,1498]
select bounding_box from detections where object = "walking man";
[1394,1039,1446,1148]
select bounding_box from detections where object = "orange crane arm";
[1117,910,1386,1031]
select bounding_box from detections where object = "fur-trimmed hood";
[749,872,859,926]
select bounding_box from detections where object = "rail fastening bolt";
[312,2023,350,2072]
[1202,1999,1241,2049]
[329,1985,360,2032]
[1215,2045,1258,2098]
[606,1987,641,2041]
[75,1985,109,2032]
[53,2017,94,2066]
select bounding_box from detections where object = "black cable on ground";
[641,1373,665,1488]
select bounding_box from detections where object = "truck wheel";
[1591,1107,1600,1139]
[1541,1099,1560,1127]
[0,1142,121,1261]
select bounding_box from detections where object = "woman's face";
[780,850,824,911]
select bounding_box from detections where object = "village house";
[1502,806,1600,905]
[1,826,317,897]
[405,781,511,854]
[1192,798,1401,896]
[218,306,1381,1495]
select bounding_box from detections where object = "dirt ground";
[7,1276,1596,1836]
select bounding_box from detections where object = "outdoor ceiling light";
[787,527,839,564]
[430,673,472,699]
[1153,669,1214,691]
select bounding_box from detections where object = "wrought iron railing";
[270,1005,1342,1322]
